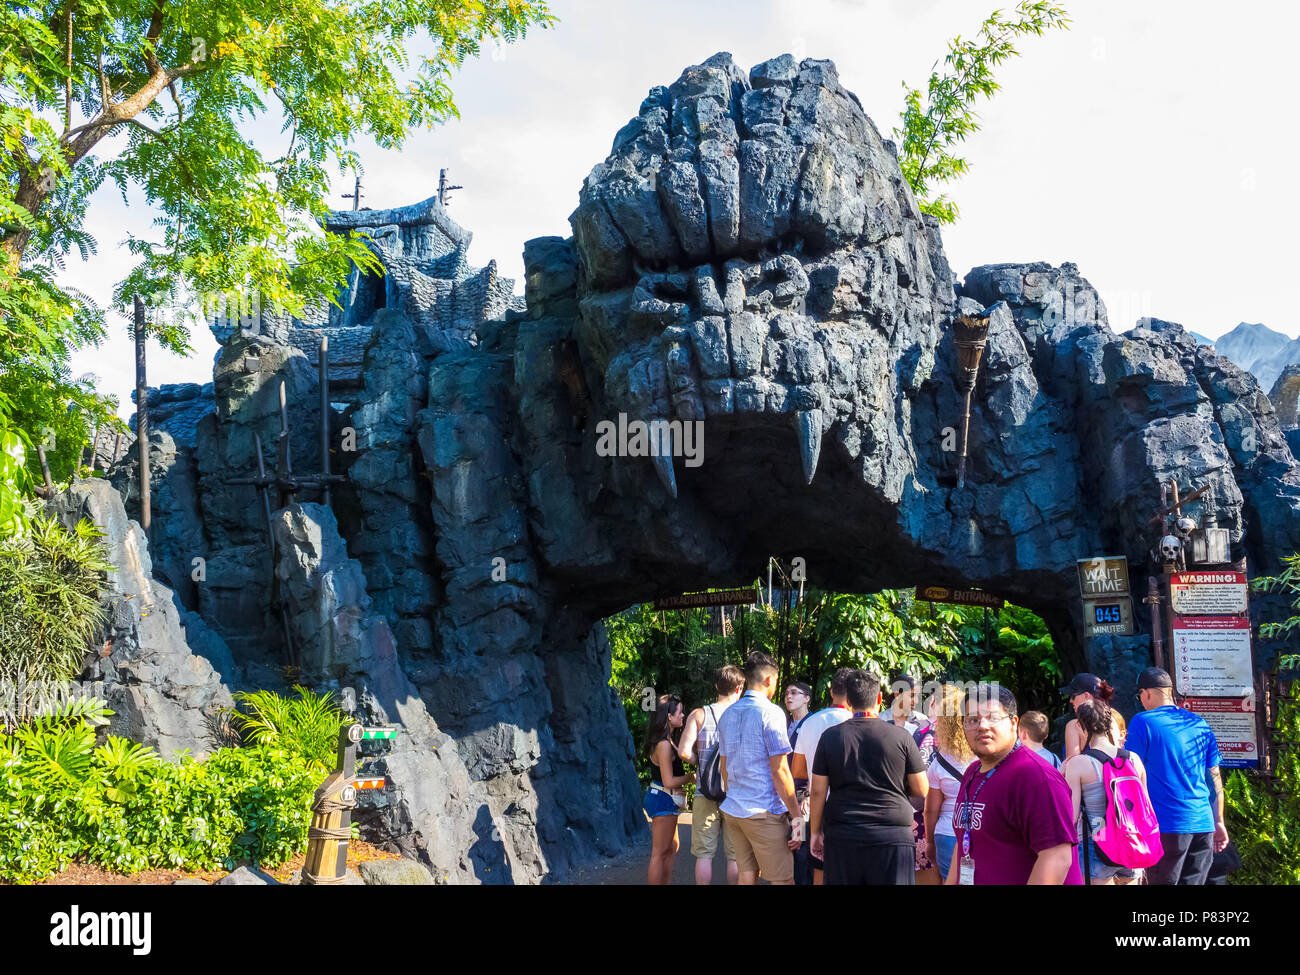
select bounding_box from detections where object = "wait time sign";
[1077,556,1135,637]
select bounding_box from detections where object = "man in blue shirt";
[717,651,804,884]
[1125,667,1229,885]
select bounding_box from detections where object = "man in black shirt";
[808,669,928,885]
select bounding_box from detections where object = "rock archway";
[99,52,1300,883]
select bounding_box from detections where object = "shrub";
[0,694,326,882]
[223,686,347,773]
[1225,679,1300,884]
[0,515,111,695]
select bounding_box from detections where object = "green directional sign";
[362,727,397,740]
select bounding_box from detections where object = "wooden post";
[276,380,294,507]
[134,296,151,540]
[319,336,331,507]
[112,432,123,466]
[1147,576,1165,672]
[301,724,358,885]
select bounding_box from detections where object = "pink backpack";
[1083,748,1163,869]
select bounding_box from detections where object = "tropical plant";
[0,690,329,881]
[1253,553,1300,666]
[1224,680,1300,884]
[945,602,1064,718]
[223,686,346,772]
[0,514,111,696]
[895,0,1071,223]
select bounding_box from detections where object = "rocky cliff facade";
[102,51,1300,882]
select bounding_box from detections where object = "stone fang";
[650,418,678,497]
[795,409,822,485]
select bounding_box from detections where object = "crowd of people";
[642,651,1237,885]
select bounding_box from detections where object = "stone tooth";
[794,409,822,485]
[650,419,678,498]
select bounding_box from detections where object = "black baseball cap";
[1061,673,1102,697]
[1137,667,1173,690]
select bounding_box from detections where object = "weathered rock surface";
[213,865,280,885]
[115,52,1300,882]
[357,858,435,885]
[44,479,233,759]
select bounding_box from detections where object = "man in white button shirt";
[790,667,853,885]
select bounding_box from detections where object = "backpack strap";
[1084,747,1121,769]
[932,751,962,780]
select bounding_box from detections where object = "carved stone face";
[569,52,951,494]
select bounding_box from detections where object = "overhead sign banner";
[653,589,758,610]
[1169,571,1248,616]
[913,585,1004,609]
[1171,616,1254,696]
[1077,556,1131,597]
[1185,697,1259,769]
[1083,596,1135,637]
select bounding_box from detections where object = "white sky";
[62,0,1300,416]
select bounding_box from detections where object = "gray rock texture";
[44,479,233,758]
[213,865,279,885]
[110,52,1300,882]
[357,858,435,885]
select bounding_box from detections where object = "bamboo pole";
[319,336,330,507]
[134,296,151,540]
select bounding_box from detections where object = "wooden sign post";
[301,723,395,885]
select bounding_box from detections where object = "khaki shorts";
[691,794,736,860]
[722,810,793,883]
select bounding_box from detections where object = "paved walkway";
[567,813,733,885]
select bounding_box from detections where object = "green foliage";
[1252,553,1300,660]
[0,425,33,536]
[0,691,324,882]
[807,589,960,695]
[223,686,346,772]
[1225,680,1300,884]
[895,1,1070,223]
[0,514,111,694]
[945,602,1063,717]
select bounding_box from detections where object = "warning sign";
[1169,571,1248,616]
[1185,697,1258,769]
[1171,616,1254,697]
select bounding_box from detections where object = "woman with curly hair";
[923,683,978,882]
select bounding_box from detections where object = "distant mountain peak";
[1211,321,1299,392]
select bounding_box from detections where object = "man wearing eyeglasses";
[944,684,1082,885]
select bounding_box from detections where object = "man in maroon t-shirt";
[944,684,1082,885]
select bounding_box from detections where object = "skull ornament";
[1159,535,1183,563]
[1175,515,1197,535]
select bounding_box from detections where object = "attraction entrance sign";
[913,585,1004,609]
[653,589,759,610]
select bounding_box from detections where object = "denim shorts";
[935,833,957,881]
[1080,822,1123,881]
[643,786,680,819]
